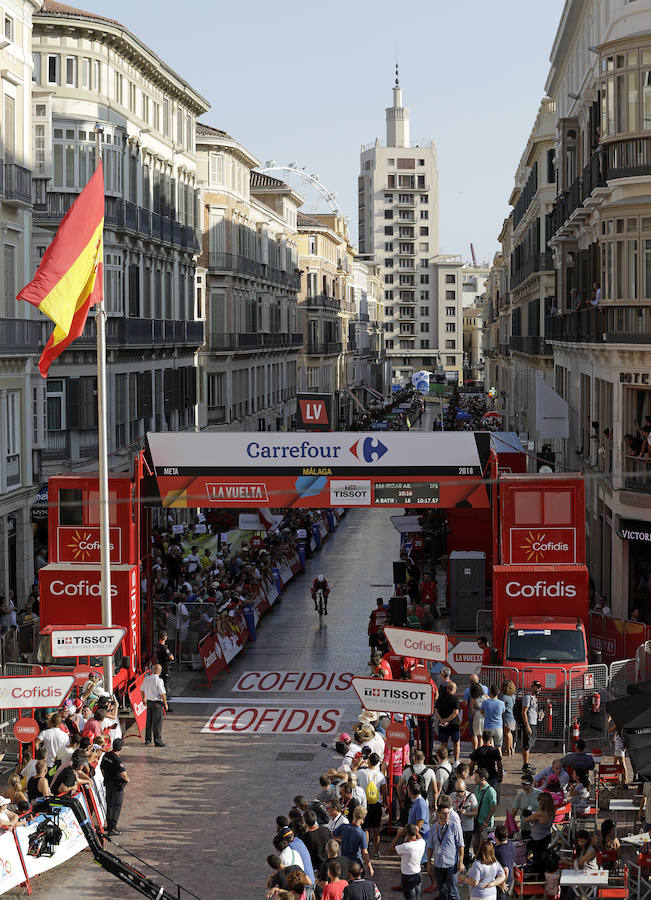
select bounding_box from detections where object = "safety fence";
[588,611,651,665]
[476,663,610,754]
[152,509,344,677]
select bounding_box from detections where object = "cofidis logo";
[510,527,576,564]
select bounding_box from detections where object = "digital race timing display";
[373,481,440,505]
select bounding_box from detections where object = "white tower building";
[358,69,451,383]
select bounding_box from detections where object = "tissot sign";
[351,676,434,715]
[145,432,491,510]
[50,626,126,658]
[0,675,75,710]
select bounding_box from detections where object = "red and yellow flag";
[18,163,104,378]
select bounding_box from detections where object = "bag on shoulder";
[366,778,379,804]
[405,765,427,799]
[513,697,523,725]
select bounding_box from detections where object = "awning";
[606,694,651,731]
[347,389,367,414]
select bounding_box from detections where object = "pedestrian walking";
[100,737,130,835]
[142,663,168,747]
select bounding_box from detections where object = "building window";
[420,226,429,236]
[387,159,395,166]
[163,99,170,136]
[387,174,396,188]
[445,322,456,332]
[65,56,77,87]
[385,305,394,315]
[47,54,60,85]
[445,274,455,284]
[384,242,393,251]
[114,70,123,105]
[4,14,13,41]
[419,242,429,252]
[385,193,393,202]
[420,339,429,349]
[142,93,149,123]
[420,291,429,301]
[32,52,41,84]
[209,152,224,187]
[420,194,428,203]
[3,244,15,318]
[128,81,137,114]
[420,322,429,332]
[384,274,394,284]
[420,210,428,219]
[418,158,425,166]
[446,306,456,316]
[420,306,428,315]
[93,59,101,92]
[446,355,456,365]
[46,380,66,431]
[105,252,123,314]
[81,57,90,89]
[153,102,161,131]
[386,339,394,349]
[384,209,394,219]
[445,339,456,349]
[420,274,429,284]
[384,226,394,235]
[446,290,456,299]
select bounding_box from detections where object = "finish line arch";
[144,432,492,510]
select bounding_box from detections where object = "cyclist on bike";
[311,574,330,615]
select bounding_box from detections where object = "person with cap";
[141,663,168,747]
[101,737,130,836]
[521,681,542,772]
[277,824,316,885]
[510,772,540,837]
[425,795,465,897]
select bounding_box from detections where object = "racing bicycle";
[314,587,327,623]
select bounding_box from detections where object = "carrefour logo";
[349,438,388,463]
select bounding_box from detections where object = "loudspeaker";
[389,595,408,627]
[393,561,407,586]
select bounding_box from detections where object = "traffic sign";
[384,627,447,662]
[351,676,434,716]
[385,721,410,747]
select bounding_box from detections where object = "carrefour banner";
[145,432,491,510]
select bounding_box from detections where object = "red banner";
[128,673,147,742]
[507,527,577,565]
[198,631,228,684]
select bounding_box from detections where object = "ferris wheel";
[257,162,346,220]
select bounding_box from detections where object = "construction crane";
[470,243,477,266]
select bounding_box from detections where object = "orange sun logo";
[520,530,547,563]
[66,529,93,562]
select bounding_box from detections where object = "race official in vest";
[142,664,168,747]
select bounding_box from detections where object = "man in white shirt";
[396,823,427,898]
[325,797,349,834]
[40,712,70,767]
[141,664,168,747]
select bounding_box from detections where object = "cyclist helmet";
[317,575,325,582]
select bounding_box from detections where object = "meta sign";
[351,676,434,716]
[384,627,447,662]
[0,675,75,710]
[145,431,491,510]
[49,626,126,658]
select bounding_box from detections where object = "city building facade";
[351,260,389,400]
[296,211,355,427]
[542,0,651,616]
[0,0,41,601]
[31,0,209,486]
[358,77,448,383]
[195,125,302,432]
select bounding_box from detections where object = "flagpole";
[94,123,113,695]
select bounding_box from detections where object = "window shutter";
[80,377,97,429]
[138,372,153,418]
[66,377,81,428]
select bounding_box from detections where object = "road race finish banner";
[144,432,491,509]
[384,627,447,662]
[0,675,75,710]
[351,677,434,716]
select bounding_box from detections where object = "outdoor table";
[622,833,651,848]
[560,869,609,897]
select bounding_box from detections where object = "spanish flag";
[18,163,104,378]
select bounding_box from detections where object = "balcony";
[305,294,340,311]
[33,191,198,250]
[210,331,302,352]
[1,163,31,205]
[43,430,70,460]
[306,341,342,356]
[76,316,205,348]
[545,304,651,344]
[396,195,415,207]
[510,252,554,290]
[0,318,43,355]
[624,455,651,495]
[606,136,651,180]
[509,335,552,356]
[6,454,20,486]
[208,251,301,290]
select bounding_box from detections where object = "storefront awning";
[618,517,651,543]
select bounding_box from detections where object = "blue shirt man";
[481,695,505,731]
[408,792,430,839]
[281,829,315,884]
[334,821,369,864]
[426,799,465,900]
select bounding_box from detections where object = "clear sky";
[75,0,566,265]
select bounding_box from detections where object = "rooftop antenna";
[395,59,399,87]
